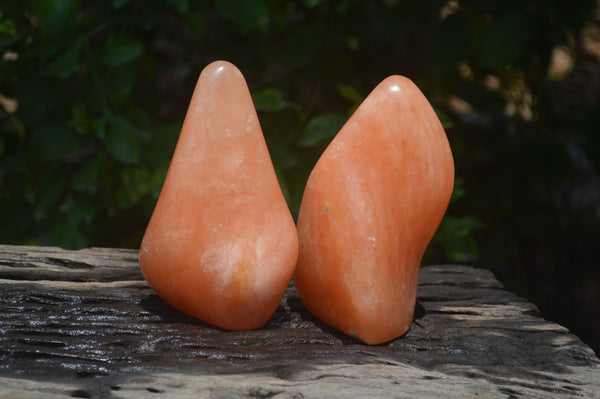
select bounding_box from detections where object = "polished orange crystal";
[140,61,298,331]
[294,76,454,344]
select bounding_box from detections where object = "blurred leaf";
[434,216,484,262]
[478,11,532,68]
[338,84,364,105]
[34,172,66,213]
[274,164,291,205]
[434,107,454,129]
[299,113,346,147]
[9,115,26,139]
[266,129,298,169]
[128,107,151,142]
[102,36,143,66]
[0,18,17,49]
[346,36,359,51]
[71,154,108,193]
[112,0,132,8]
[184,12,204,33]
[167,0,189,13]
[105,116,139,164]
[91,117,107,139]
[1,154,28,175]
[106,62,137,100]
[44,37,84,78]
[112,85,132,110]
[437,216,484,239]
[443,234,480,263]
[53,201,94,249]
[116,168,149,209]
[0,196,34,242]
[16,79,71,122]
[215,0,269,31]
[0,137,4,156]
[252,88,287,112]
[27,124,84,161]
[283,25,320,67]
[303,0,324,7]
[433,11,471,72]
[454,81,506,113]
[149,160,170,198]
[450,177,467,203]
[70,103,88,135]
[39,0,79,37]
[0,18,16,36]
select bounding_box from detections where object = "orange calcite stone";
[140,61,298,331]
[294,76,454,344]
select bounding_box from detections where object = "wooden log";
[0,244,598,398]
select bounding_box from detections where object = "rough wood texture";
[0,244,598,398]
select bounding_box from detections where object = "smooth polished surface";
[140,61,298,331]
[295,76,455,344]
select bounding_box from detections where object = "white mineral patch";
[234,153,245,167]
[250,233,282,302]
[200,242,240,292]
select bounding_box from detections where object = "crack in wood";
[0,245,598,398]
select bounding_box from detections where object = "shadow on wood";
[0,245,598,398]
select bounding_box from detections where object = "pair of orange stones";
[140,60,454,345]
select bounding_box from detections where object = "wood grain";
[0,245,598,398]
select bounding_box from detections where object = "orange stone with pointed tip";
[294,76,454,344]
[140,61,298,331]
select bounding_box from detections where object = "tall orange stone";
[294,76,454,344]
[140,61,298,331]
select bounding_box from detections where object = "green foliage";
[299,113,347,148]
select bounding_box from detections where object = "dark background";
[1,1,599,355]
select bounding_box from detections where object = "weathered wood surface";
[0,245,598,398]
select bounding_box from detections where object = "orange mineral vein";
[294,75,454,345]
[140,61,298,331]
